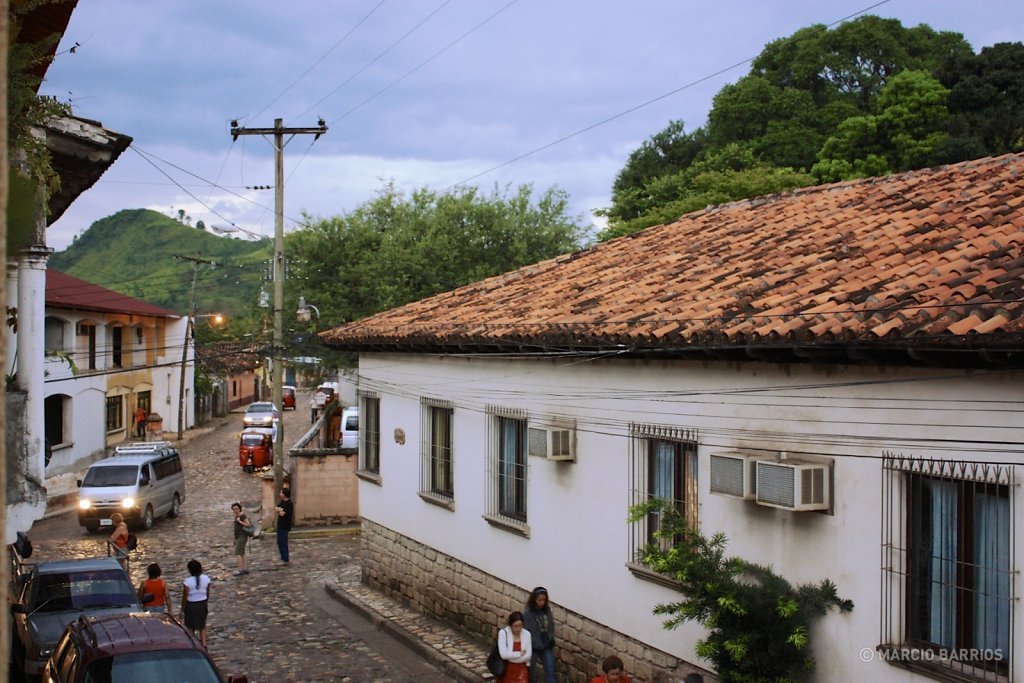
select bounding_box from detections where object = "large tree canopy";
[286,182,585,327]
[603,16,1020,240]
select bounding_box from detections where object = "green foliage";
[602,15,1023,240]
[627,499,853,683]
[286,181,585,326]
[49,209,272,317]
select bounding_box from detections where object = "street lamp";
[296,296,320,332]
[176,311,224,440]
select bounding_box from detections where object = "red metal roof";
[46,269,181,318]
[320,154,1024,367]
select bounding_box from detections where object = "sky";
[41,0,1024,251]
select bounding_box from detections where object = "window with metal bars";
[485,407,528,530]
[358,392,381,477]
[628,424,698,562]
[881,455,1013,680]
[420,398,454,503]
[105,395,123,433]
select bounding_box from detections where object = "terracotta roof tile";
[322,154,1024,363]
[46,269,180,318]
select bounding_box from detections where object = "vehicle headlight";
[121,497,135,509]
[79,499,92,510]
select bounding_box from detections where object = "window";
[881,456,1012,680]
[44,316,65,353]
[419,398,454,504]
[485,408,528,529]
[44,394,71,448]
[77,322,97,370]
[105,395,124,433]
[629,424,698,561]
[111,326,123,368]
[359,393,381,477]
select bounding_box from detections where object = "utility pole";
[230,118,327,498]
[174,255,215,440]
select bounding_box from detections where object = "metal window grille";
[881,454,1014,681]
[486,407,528,525]
[358,392,381,474]
[420,398,454,500]
[628,423,698,561]
[105,395,123,432]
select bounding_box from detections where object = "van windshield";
[82,466,138,487]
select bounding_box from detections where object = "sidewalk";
[314,529,494,682]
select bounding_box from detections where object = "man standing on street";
[275,487,294,563]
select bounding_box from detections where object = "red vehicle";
[238,428,274,472]
[282,385,296,410]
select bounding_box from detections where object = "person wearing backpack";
[231,502,253,576]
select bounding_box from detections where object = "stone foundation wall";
[361,520,711,682]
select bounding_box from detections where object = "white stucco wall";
[356,352,1024,682]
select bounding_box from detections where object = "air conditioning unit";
[755,459,831,512]
[76,322,94,336]
[709,452,758,500]
[528,425,576,462]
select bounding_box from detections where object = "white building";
[7,269,192,527]
[322,154,1024,682]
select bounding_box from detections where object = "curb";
[323,582,485,683]
[291,526,361,539]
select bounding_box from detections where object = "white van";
[77,442,185,532]
[341,407,359,450]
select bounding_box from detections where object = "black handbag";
[486,632,507,677]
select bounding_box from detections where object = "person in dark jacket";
[523,586,556,683]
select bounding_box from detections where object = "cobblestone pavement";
[23,398,471,683]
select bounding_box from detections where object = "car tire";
[168,494,181,518]
[142,505,155,530]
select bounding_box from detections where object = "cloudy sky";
[41,0,1024,251]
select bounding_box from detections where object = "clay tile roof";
[46,269,181,318]
[321,154,1024,366]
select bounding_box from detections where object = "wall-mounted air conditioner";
[709,452,758,500]
[755,459,831,512]
[528,424,576,462]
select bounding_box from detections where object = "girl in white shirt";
[181,559,212,646]
[498,610,533,683]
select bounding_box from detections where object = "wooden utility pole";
[229,118,327,497]
[174,255,215,440]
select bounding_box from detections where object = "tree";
[940,42,1024,156]
[286,181,585,328]
[628,499,853,683]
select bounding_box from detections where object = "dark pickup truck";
[9,554,142,679]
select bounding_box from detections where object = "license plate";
[99,519,112,526]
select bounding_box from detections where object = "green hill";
[50,209,272,317]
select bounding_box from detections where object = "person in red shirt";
[588,655,631,683]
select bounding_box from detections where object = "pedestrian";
[231,502,252,575]
[523,586,556,683]
[134,405,147,439]
[497,610,532,683]
[108,513,129,569]
[682,675,704,683]
[589,655,631,683]
[181,559,212,647]
[274,487,294,563]
[138,563,171,612]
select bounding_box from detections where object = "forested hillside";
[602,16,1024,239]
[50,209,272,316]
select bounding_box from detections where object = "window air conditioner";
[755,459,831,512]
[709,452,758,500]
[527,425,576,462]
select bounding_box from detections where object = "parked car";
[44,611,248,683]
[77,442,185,532]
[10,557,141,679]
[242,401,279,428]
[341,406,359,450]
[281,385,296,410]
[238,427,274,471]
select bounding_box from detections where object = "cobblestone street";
[23,402,450,683]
